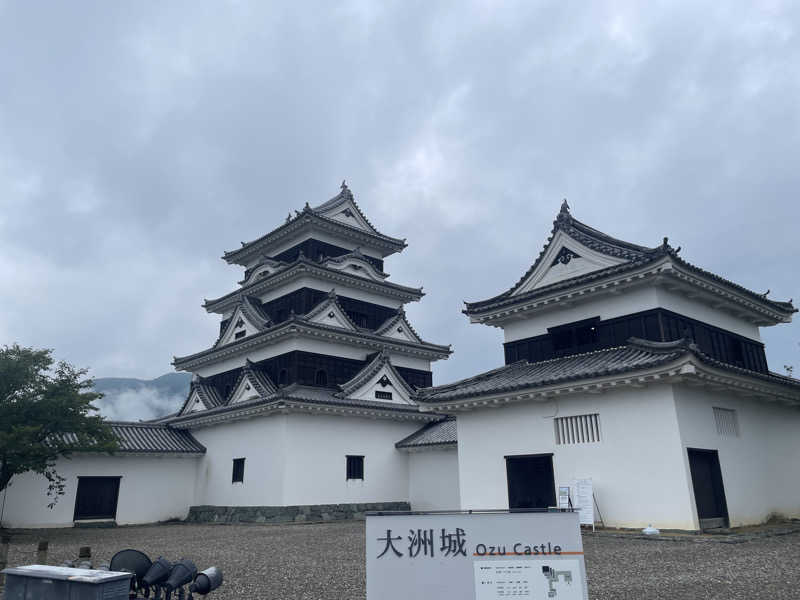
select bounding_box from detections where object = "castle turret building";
[417,201,800,530]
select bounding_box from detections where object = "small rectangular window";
[713,407,739,437]
[375,391,393,400]
[346,455,364,480]
[232,458,245,483]
[234,330,246,340]
[554,414,601,445]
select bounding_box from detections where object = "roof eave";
[222,214,406,266]
[173,320,452,371]
[203,261,424,313]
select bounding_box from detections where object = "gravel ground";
[3,521,800,599]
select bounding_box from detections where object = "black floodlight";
[110,548,152,591]
[142,556,173,587]
[164,558,197,591]
[190,567,223,595]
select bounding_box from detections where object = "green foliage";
[0,344,118,507]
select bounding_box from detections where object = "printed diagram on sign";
[542,565,573,598]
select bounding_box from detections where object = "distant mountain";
[92,372,192,422]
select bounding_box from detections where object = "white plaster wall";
[673,385,800,527]
[281,414,418,506]
[501,285,761,343]
[408,449,460,511]
[255,275,405,308]
[190,415,287,506]
[1,455,198,528]
[502,287,660,342]
[194,338,432,377]
[655,288,761,341]
[456,384,699,529]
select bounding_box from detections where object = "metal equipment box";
[2,564,132,600]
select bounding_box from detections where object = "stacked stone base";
[186,501,410,524]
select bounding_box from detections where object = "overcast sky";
[1,1,798,389]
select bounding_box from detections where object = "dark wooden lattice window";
[232,458,245,483]
[234,330,246,340]
[375,391,393,400]
[346,455,364,480]
[315,369,329,386]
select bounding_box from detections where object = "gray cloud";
[0,1,798,386]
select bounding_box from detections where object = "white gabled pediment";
[348,365,415,405]
[217,306,261,346]
[323,255,388,282]
[375,311,423,344]
[241,261,283,287]
[186,390,208,413]
[228,374,262,405]
[305,294,359,331]
[512,230,629,296]
[317,197,376,234]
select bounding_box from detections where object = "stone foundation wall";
[186,501,410,524]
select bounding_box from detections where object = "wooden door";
[505,454,556,510]
[687,449,729,529]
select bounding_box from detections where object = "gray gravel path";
[4,522,800,599]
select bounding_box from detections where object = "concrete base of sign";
[187,501,410,524]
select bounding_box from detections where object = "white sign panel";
[366,511,588,600]
[570,479,594,526]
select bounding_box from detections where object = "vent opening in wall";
[713,407,739,437]
[234,330,246,340]
[375,390,393,400]
[554,414,601,445]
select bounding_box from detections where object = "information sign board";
[366,511,588,600]
[570,479,594,526]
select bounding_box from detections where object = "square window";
[346,455,364,480]
[232,458,245,483]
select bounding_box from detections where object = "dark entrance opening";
[687,448,729,529]
[505,454,556,510]
[73,476,121,521]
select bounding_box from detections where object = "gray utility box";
[2,564,132,600]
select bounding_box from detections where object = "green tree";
[0,344,118,507]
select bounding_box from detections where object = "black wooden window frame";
[346,455,364,480]
[375,390,393,400]
[504,308,768,372]
[232,457,245,483]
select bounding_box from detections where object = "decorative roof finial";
[341,179,347,190]
[286,212,292,223]
[662,236,669,248]
[560,198,570,213]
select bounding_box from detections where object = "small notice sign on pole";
[366,510,588,600]
[570,478,594,528]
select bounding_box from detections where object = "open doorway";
[73,476,121,521]
[505,454,556,510]
[687,448,729,529]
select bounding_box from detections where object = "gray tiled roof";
[417,337,800,404]
[417,340,685,403]
[204,254,424,311]
[465,202,795,317]
[222,184,406,263]
[107,423,205,454]
[396,418,457,449]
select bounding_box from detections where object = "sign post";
[366,510,589,600]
